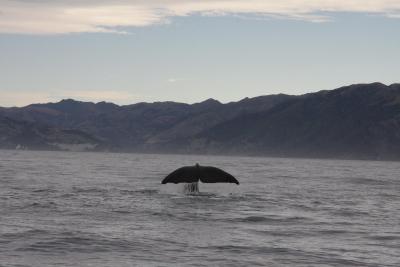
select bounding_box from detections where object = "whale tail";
[162,164,239,185]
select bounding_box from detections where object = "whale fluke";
[162,164,239,185]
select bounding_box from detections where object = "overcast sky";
[0,0,399,106]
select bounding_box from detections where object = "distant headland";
[1,82,400,161]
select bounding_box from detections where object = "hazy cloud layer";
[0,90,146,107]
[1,0,400,34]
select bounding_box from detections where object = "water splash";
[183,182,199,194]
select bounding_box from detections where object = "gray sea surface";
[0,150,399,266]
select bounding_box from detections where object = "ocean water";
[1,150,399,267]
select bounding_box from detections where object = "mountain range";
[1,82,400,160]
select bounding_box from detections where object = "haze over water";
[1,150,399,266]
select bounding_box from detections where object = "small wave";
[238,215,311,224]
[241,216,270,222]
[71,187,109,194]
[317,229,349,235]
[241,193,272,202]
[111,209,132,214]
[366,235,400,241]
[2,264,31,267]
[202,244,293,255]
[16,233,138,253]
[1,229,50,240]
[59,193,74,198]
[106,188,160,196]
[149,210,191,221]
[331,209,370,217]
[133,189,159,195]
[248,229,300,237]
[31,188,57,193]
[347,177,386,186]
[21,201,58,210]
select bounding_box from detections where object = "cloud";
[60,90,142,103]
[0,91,55,107]
[1,0,400,34]
[167,78,182,83]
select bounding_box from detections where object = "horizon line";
[1,81,398,108]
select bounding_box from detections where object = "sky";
[0,0,400,107]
